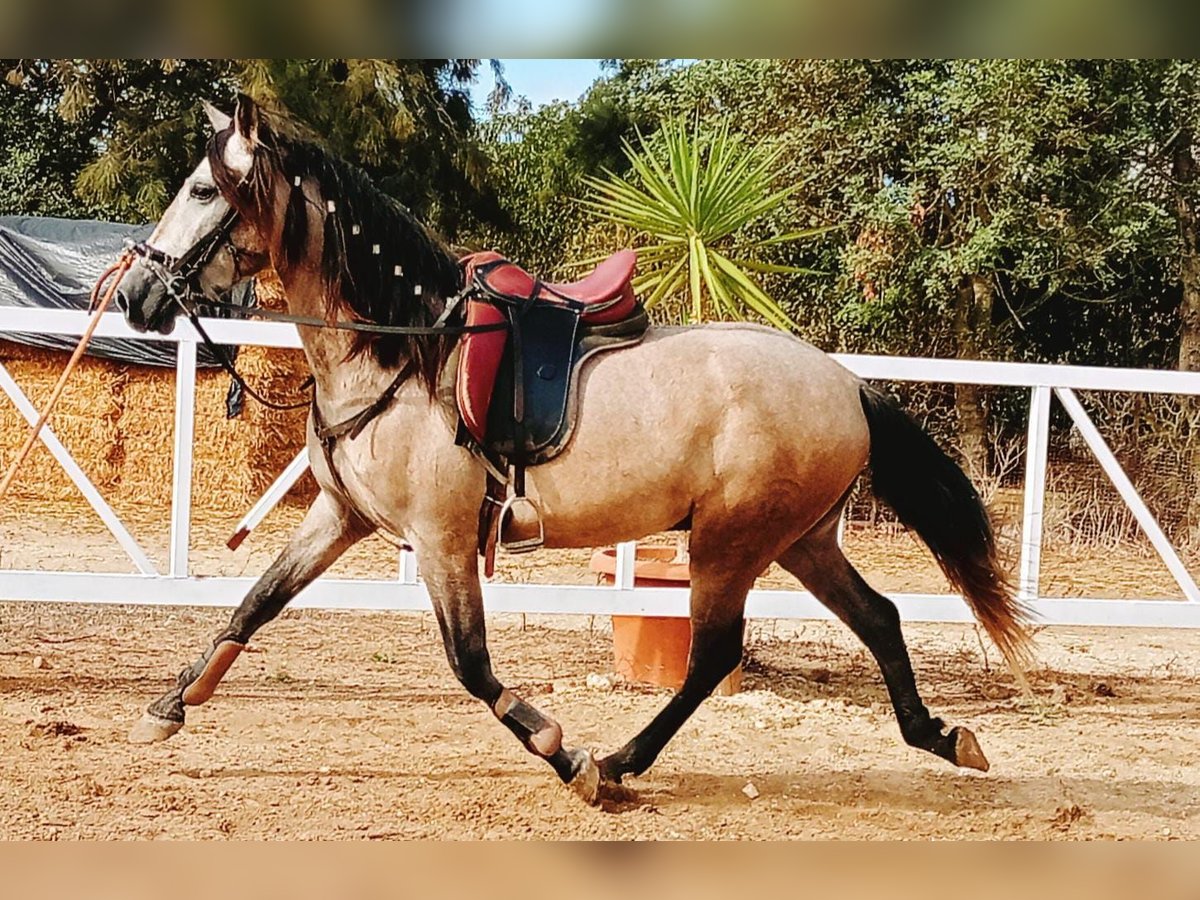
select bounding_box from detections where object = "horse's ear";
[201,100,231,133]
[233,92,260,146]
[223,93,261,176]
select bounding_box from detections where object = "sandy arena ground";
[1,599,1198,840]
[0,500,1198,839]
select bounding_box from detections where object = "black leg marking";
[131,493,370,743]
[425,561,598,792]
[599,613,746,784]
[778,534,981,768]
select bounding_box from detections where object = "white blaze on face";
[146,157,232,261]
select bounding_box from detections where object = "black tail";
[859,384,1032,669]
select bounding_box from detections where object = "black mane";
[207,118,462,392]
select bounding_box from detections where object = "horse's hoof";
[128,712,183,744]
[567,749,602,805]
[952,727,990,772]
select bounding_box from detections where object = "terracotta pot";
[590,546,741,695]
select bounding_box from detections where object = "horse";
[115,94,1030,804]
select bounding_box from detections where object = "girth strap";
[310,363,414,445]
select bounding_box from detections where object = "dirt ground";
[1,501,1198,839]
[1,599,1198,840]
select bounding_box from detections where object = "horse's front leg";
[419,552,601,802]
[128,490,373,743]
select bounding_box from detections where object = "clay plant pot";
[590,546,741,696]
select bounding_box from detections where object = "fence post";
[399,547,419,584]
[169,340,197,578]
[1018,385,1051,603]
[614,541,637,590]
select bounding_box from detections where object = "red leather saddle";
[456,250,638,444]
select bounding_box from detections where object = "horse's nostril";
[118,290,145,329]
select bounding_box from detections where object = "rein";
[127,210,508,414]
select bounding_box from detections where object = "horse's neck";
[275,265,396,416]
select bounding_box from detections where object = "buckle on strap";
[497,494,544,554]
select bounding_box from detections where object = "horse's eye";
[190,183,218,202]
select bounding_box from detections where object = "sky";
[469,59,606,115]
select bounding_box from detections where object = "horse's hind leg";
[129,490,372,743]
[597,530,757,785]
[776,515,990,771]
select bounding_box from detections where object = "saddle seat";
[454,250,646,448]
[464,249,638,320]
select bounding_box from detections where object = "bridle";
[126,205,317,410]
[128,206,245,311]
[124,204,509,418]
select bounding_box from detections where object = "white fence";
[2,305,1200,629]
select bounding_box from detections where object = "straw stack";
[117,270,313,515]
[0,340,124,503]
[230,270,315,509]
[0,270,315,520]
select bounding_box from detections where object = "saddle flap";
[455,299,508,444]
[485,303,581,458]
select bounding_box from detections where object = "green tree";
[1,59,500,235]
[840,60,1168,477]
[582,117,827,328]
[633,60,1174,475]
[1106,60,1200,539]
[0,64,108,218]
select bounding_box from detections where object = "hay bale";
[256,269,288,311]
[239,269,317,509]
[220,345,314,509]
[117,355,312,518]
[0,270,316,522]
[199,269,314,511]
[115,362,270,516]
[118,270,313,516]
[0,340,123,503]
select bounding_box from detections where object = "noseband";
[127,206,246,308]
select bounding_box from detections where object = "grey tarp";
[0,215,252,367]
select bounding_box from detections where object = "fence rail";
[1,305,1199,629]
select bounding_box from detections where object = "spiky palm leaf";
[581,118,832,328]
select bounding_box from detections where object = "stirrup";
[498,494,544,553]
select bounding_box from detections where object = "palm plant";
[581,117,830,329]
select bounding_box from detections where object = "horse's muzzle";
[117,266,177,335]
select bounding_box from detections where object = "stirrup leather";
[498,494,544,553]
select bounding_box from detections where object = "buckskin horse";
[116,95,1029,804]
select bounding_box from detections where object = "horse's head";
[119,95,275,334]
